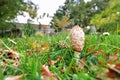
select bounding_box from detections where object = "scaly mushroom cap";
[70,25,85,52]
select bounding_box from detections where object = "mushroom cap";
[70,25,85,52]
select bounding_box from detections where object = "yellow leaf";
[30,42,37,49]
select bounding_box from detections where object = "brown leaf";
[0,49,20,67]
[115,63,120,70]
[11,48,18,51]
[71,66,76,72]
[41,76,58,80]
[61,66,66,73]
[94,49,105,56]
[108,68,120,78]
[58,41,67,48]
[41,65,58,80]
[78,58,86,69]
[49,60,56,65]
[96,69,108,80]
[26,49,32,57]
[85,39,89,45]
[107,54,118,64]
[86,45,95,53]
[108,54,118,60]
[38,44,49,53]
[4,74,26,80]
[114,48,120,53]
[57,56,63,61]
[41,44,49,47]
[107,63,120,79]
[41,65,55,77]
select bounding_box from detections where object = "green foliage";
[51,0,109,28]
[23,24,36,36]
[52,15,72,31]
[0,0,26,21]
[0,0,37,30]
[0,22,14,30]
[90,0,120,33]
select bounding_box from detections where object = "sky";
[16,0,90,25]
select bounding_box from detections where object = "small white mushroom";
[103,32,110,36]
[70,25,85,64]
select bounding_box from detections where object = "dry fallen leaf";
[86,45,95,53]
[39,44,49,53]
[26,49,32,57]
[85,39,89,45]
[108,54,118,61]
[30,41,37,49]
[4,74,26,80]
[114,63,120,70]
[41,65,55,77]
[108,68,120,78]
[61,66,66,73]
[107,63,120,79]
[41,65,58,80]
[71,66,76,72]
[57,56,63,61]
[114,48,120,54]
[78,58,86,69]
[0,49,20,67]
[41,44,49,47]
[58,40,67,48]
[107,54,118,64]
[96,69,108,80]
[96,63,120,80]
[49,60,56,65]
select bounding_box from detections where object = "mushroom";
[70,25,85,64]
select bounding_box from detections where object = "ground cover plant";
[0,31,120,80]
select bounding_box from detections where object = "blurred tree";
[51,0,109,29]
[52,15,72,31]
[0,0,37,30]
[90,0,120,33]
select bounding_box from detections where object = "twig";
[8,38,17,45]
[103,64,120,74]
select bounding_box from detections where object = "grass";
[0,31,120,80]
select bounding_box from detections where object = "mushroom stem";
[74,51,80,65]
